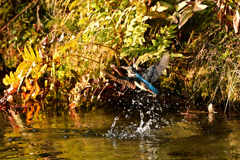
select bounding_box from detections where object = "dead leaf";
[233,10,240,33]
[194,1,208,12]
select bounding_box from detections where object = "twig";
[0,0,39,32]
[61,54,100,64]
[89,42,121,55]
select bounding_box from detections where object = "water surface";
[0,95,240,159]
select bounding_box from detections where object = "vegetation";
[0,0,240,112]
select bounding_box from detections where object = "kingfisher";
[121,54,169,95]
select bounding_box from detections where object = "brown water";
[1,96,240,159]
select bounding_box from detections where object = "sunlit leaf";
[179,7,194,29]
[115,8,129,29]
[166,15,178,23]
[40,64,48,74]
[16,61,26,75]
[32,81,40,99]
[152,39,159,47]
[5,74,12,84]
[157,6,168,12]
[35,47,42,62]
[145,11,165,19]
[23,63,32,77]
[25,79,33,91]
[150,2,168,12]
[177,1,187,11]
[135,52,154,67]
[10,71,15,80]
[194,2,208,12]
[51,62,56,77]
[24,45,34,62]
[11,71,19,82]
[233,10,240,33]
[171,53,183,57]
[53,50,60,60]
[3,77,9,86]
[18,48,27,61]
[57,33,64,42]
[29,45,37,62]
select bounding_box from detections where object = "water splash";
[136,110,152,136]
[104,93,174,139]
[105,116,119,138]
[105,110,158,139]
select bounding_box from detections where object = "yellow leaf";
[10,71,15,79]
[16,61,27,75]
[3,77,9,85]
[10,71,18,81]
[18,48,27,61]
[5,74,12,83]
[29,45,37,62]
[24,45,34,62]
[21,62,32,78]
[53,50,60,60]
[40,64,48,74]
[35,47,42,62]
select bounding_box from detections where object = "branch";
[0,0,39,33]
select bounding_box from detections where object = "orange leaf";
[12,81,20,90]
[69,102,76,110]
[6,81,20,94]
[21,92,30,101]
[26,106,34,123]
[70,89,75,94]
[32,81,40,98]
[22,106,27,113]
[35,103,41,118]
[25,79,33,91]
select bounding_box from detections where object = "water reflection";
[1,99,240,159]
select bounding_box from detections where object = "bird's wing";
[103,71,136,89]
[142,54,169,83]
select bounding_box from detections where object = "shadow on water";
[1,92,240,159]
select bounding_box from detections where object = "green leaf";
[171,53,183,58]
[51,62,56,77]
[166,15,178,23]
[135,53,153,67]
[179,6,194,29]
[152,39,159,47]
[145,11,163,19]
[71,69,79,78]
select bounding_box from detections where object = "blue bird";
[122,54,169,95]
